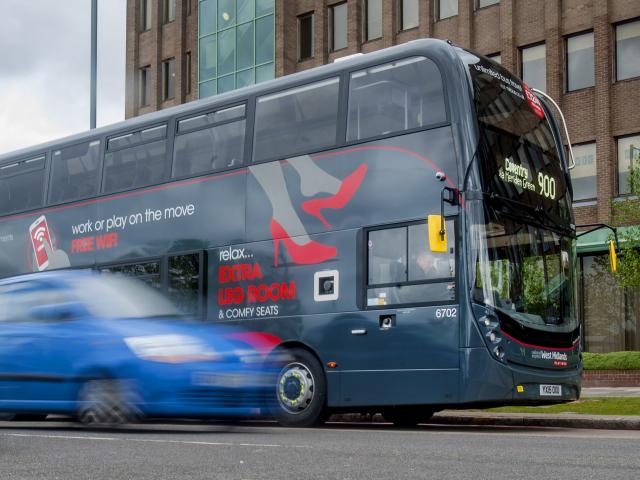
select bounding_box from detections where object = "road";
[1,419,639,480]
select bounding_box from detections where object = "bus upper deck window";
[347,57,446,142]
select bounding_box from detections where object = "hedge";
[582,351,640,370]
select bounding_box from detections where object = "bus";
[0,39,580,427]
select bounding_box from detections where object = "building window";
[364,0,382,41]
[616,20,640,81]
[139,66,150,107]
[477,0,499,8]
[570,142,597,202]
[399,0,419,30]
[329,3,348,52]
[298,12,314,61]
[487,52,501,64]
[198,0,275,98]
[140,0,152,31]
[187,0,192,16]
[437,0,458,20]
[566,31,594,91]
[521,43,546,91]
[617,135,640,196]
[163,0,176,24]
[163,58,175,100]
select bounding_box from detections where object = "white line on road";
[1,432,311,449]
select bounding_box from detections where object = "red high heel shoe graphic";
[301,163,368,229]
[270,219,337,267]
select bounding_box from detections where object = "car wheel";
[383,407,434,427]
[270,348,327,427]
[78,379,140,426]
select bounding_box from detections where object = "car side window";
[0,282,72,323]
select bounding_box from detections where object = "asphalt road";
[1,420,639,480]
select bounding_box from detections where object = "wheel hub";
[277,363,315,414]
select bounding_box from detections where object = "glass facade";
[580,254,640,352]
[198,0,275,97]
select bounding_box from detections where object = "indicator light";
[517,385,524,393]
[327,361,338,369]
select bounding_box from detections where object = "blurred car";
[0,270,275,425]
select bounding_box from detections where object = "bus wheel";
[271,348,327,427]
[78,379,140,426]
[383,407,434,427]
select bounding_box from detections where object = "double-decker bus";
[0,39,580,427]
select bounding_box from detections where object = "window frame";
[569,141,598,203]
[297,11,315,62]
[139,66,151,107]
[48,139,103,206]
[163,58,176,101]
[398,0,420,31]
[614,18,640,82]
[519,41,546,91]
[363,217,458,310]
[565,30,595,93]
[140,0,152,32]
[435,0,458,22]
[475,0,499,10]
[102,123,170,195]
[171,102,248,179]
[616,133,640,197]
[329,2,348,52]
[0,153,48,216]
[163,0,176,24]
[363,0,383,43]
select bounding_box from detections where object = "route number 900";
[537,172,556,199]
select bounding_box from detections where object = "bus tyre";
[78,379,140,426]
[383,407,434,427]
[271,349,327,427]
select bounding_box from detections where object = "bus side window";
[103,126,168,194]
[253,77,340,162]
[366,220,456,307]
[173,105,246,178]
[49,141,101,204]
[0,156,46,215]
[347,57,446,142]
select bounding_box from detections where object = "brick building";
[125,0,640,352]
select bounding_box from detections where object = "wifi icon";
[33,226,47,243]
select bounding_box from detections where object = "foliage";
[582,351,640,370]
[611,152,640,289]
[474,397,640,416]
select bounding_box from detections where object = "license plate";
[540,384,562,396]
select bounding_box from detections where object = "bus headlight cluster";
[478,314,507,363]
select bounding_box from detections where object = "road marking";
[0,432,310,449]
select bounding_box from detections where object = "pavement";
[329,387,640,431]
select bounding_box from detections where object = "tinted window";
[253,77,340,161]
[567,32,594,91]
[173,105,245,177]
[367,220,456,307]
[0,156,45,215]
[168,253,201,315]
[49,140,101,204]
[102,261,161,290]
[347,57,446,142]
[103,125,168,193]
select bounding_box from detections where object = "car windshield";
[71,274,182,319]
[468,207,578,333]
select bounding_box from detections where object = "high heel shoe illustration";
[270,219,337,267]
[301,163,368,228]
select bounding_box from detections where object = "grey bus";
[0,39,580,427]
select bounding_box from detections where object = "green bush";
[583,351,640,370]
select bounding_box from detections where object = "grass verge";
[469,397,640,416]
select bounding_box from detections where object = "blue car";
[0,270,275,425]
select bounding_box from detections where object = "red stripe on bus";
[500,329,580,352]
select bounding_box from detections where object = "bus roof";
[0,38,461,165]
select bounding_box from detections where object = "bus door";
[338,219,460,406]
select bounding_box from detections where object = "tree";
[611,147,640,289]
